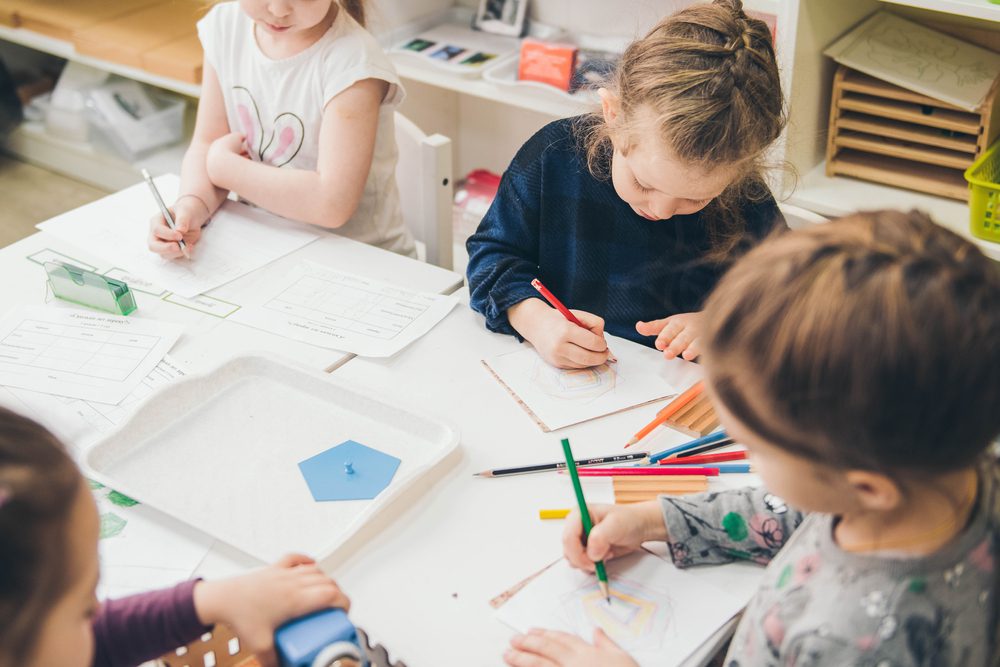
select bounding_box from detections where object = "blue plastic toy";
[275,608,366,667]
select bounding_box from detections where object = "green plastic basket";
[965,139,1000,244]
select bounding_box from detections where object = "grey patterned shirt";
[659,462,999,666]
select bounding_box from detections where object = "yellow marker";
[539,508,571,520]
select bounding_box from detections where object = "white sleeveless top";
[197,2,415,256]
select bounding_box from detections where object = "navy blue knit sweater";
[466,117,785,347]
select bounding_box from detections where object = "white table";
[322,291,764,666]
[0,229,463,374]
[0,197,761,665]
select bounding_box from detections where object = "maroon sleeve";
[91,579,213,667]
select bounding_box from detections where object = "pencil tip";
[625,438,637,447]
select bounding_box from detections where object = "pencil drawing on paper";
[560,577,671,650]
[531,359,621,403]
[865,22,995,88]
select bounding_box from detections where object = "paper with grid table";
[0,305,181,404]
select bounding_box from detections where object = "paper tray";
[84,355,460,562]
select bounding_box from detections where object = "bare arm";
[179,59,231,215]
[147,59,231,257]
[205,78,388,229]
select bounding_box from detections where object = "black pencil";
[674,438,736,459]
[474,452,649,478]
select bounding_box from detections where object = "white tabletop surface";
[0,198,760,665]
[317,291,764,667]
[0,229,463,374]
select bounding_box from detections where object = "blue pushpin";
[344,461,355,475]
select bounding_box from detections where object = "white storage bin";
[87,78,185,161]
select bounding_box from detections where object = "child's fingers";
[570,310,606,338]
[663,329,693,359]
[292,581,350,615]
[560,344,609,369]
[561,513,595,572]
[504,648,559,667]
[148,235,186,259]
[275,553,315,568]
[635,317,669,337]
[566,324,609,355]
[592,628,623,650]
[655,320,684,351]
[680,337,702,361]
[508,630,577,662]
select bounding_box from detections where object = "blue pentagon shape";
[298,440,401,502]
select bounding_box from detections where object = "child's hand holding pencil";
[508,297,613,369]
[561,501,666,573]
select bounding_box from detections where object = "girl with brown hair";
[508,211,1000,665]
[0,407,350,667]
[467,0,785,368]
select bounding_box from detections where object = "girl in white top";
[148,0,416,257]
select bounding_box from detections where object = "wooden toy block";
[663,392,720,438]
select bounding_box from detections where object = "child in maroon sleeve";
[0,407,350,667]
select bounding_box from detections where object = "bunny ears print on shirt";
[233,86,305,167]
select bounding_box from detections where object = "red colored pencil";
[531,278,617,363]
[574,467,718,477]
[660,450,748,465]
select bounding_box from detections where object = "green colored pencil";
[561,438,611,603]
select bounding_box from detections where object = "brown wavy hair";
[0,408,83,667]
[702,210,1000,474]
[339,0,366,27]
[576,0,785,259]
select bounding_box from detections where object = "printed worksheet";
[3,356,186,451]
[483,336,703,431]
[37,175,319,298]
[230,261,459,357]
[0,306,182,404]
[496,552,744,667]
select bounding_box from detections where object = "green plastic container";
[965,139,1000,244]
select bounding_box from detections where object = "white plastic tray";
[84,355,460,563]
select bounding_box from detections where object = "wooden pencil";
[575,467,717,477]
[626,381,704,447]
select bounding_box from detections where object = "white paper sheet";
[497,553,744,667]
[37,175,320,298]
[230,261,459,357]
[482,336,702,431]
[90,479,214,600]
[0,306,182,404]
[825,12,1000,111]
[4,356,186,451]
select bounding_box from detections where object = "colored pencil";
[703,464,753,474]
[575,467,717,477]
[650,430,728,463]
[539,509,571,520]
[531,278,617,363]
[663,450,747,465]
[561,438,611,602]
[473,452,648,478]
[626,381,704,447]
[674,438,736,459]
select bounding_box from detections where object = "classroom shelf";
[0,24,201,98]
[4,120,187,192]
[391,57,592,118]
[878,0,1000,22]
[787,161,1000,260]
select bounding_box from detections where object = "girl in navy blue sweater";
[467,0,786,368]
